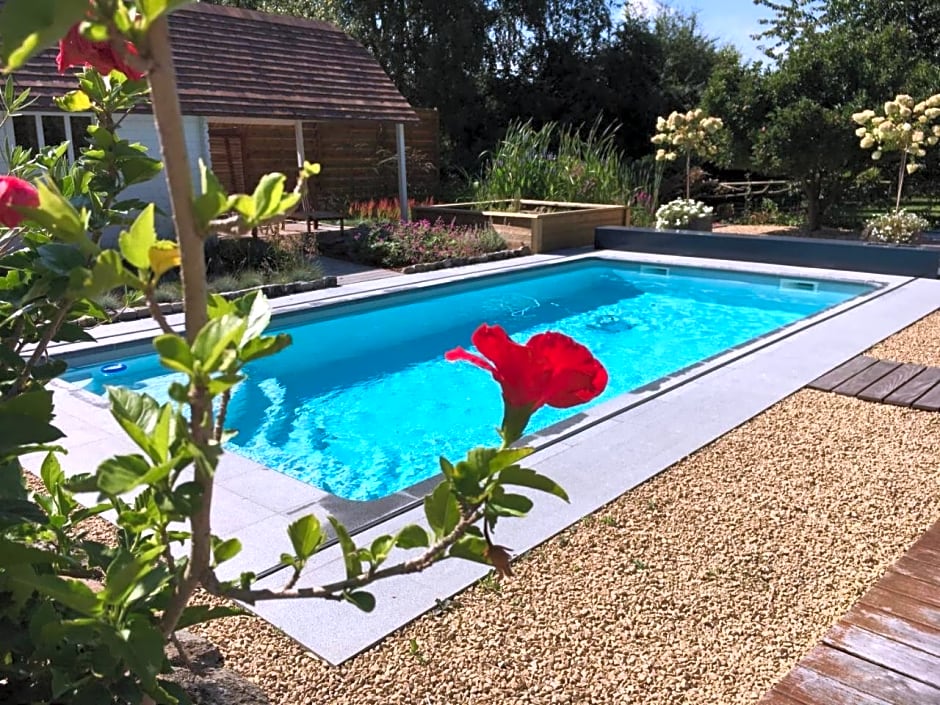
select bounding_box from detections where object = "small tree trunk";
[803,180,822,232]
[895,151,908,211]
[685,150,691,200]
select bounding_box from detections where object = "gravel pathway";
[869,309,940,366]
[184,313,940,704]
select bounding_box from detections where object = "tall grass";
[473,118,659,210]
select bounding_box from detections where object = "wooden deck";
[809,355,940,411]
[759,520,940,704]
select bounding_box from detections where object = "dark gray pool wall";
[595,227,940,278]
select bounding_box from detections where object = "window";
[9,114,95,162]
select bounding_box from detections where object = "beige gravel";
[27,308,940,704]
[869,310,940,366]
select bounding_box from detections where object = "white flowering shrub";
[852,94,940,210]
[655,198,713,230]
[651,109,725,199]
[863,209,929,244]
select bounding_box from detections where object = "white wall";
[117,114,210,239]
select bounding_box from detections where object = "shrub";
[863,209,930,244]
[347,220,507,268]
[346,197,434,222]
[655,198,714,230]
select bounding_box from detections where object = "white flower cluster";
[655,198,713,229]
[651,109,724,162]
[852,94,940,174]
[863,209,930,244]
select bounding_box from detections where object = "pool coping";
[27,250,940,665]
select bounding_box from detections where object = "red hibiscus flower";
[0,176,40,228]
[446,324,608,443]
[57,24,145,80]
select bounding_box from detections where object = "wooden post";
[396,122,409,222]
[294,120,305,169]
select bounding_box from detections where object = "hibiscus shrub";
[0,3,608,703]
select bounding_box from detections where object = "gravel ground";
[25,303,940,705]
[869,310,940,366]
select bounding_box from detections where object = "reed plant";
[473,118,658,208]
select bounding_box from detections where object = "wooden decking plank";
[893,555,940,589]
[823,622,940,685]
[859,586,940,631]
[759,689,812,705]
[857,364,926,402]
[833,361,903,397]
[810,356,879,392]
[906,544,940,571]
[912,381,940,411]
[879,571,940,610]
[843,603,940,658]
[773,665,895,705]
[800,645,940,704]
[883,367,940,407]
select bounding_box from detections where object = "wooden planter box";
[411,199,627,253]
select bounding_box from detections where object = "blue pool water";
[64,259,872,501]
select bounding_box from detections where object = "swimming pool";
[63,258,873,501]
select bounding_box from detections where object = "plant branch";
[896,151,908,211]
[143,286,174,334]
[3,303,72,401]
[143,16,214,639]
[207,506,486,604]
[213,389,231,442]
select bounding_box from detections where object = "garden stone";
[166,630,223,670]
[165,665,270,705]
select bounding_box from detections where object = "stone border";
[399,245,529,274]
[81,276,338,327]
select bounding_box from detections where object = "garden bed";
[411,199,627,253]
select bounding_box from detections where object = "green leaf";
[193,159,229,231]
[119,204,157,270]
[0,0,88,71]
[240,291,272,346]
[25,180,93,254]
[395,524,430,549]
[228,194,256,224]
[96,454,152,494]
[153,333,194,374]
[287,514,323,560]
[238,333,291,364]
[122,619,166,686]
[213,537,242,564]
[252,172,287,220]
[0,498,48,528]
[175,604,245,630]
[370,535,395,564]
[424,481,460,539]
[327,516,361,579]
[0,537,59,565]
[85,250,139,297]
[107,387,161,459]
[103,548,162,606]
[448,535,489,564]
[192,313,244,372]
[40,452,64,493]
[488,447,535,474]
[498,465,569,502]
[343,590,376,612]
[0,390,63,453]
[11,571,100,615]
[488,490,533,517]
[54,89,92,112]
[37,242,85,274]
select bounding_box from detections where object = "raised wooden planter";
[412,199,626,253]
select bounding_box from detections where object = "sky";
[627,0,774,64]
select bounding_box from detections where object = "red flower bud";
[0,176,40,228]
[56,24,145,80]
[446,324,608,443]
